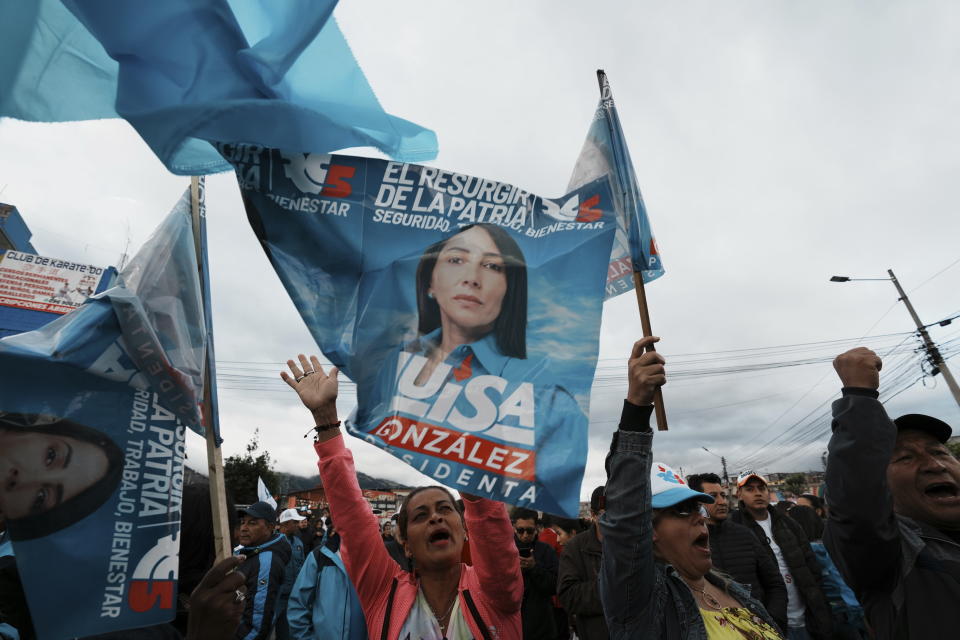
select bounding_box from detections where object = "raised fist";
[627,336,666,406]
[833,347,882,390]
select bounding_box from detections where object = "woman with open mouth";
[282,353,523,640]
[599,336,784,640]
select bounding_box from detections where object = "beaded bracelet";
[302,421,342,439]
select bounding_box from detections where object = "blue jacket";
[235,533,292,640]
[809,542,863,620]
[280,533,307,601]
[286,544,367,640]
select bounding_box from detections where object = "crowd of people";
[0,341,957,640]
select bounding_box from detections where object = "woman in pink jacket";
[282,354,523,640]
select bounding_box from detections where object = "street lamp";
[829,276,891,282]
[830,269,960,408]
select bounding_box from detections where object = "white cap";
[279,508,306,523]
[651,462,713,509]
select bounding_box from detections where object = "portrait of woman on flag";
[349,221,591,516]
[0,412,123,541]
[408,222,527,378]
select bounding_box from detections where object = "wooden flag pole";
[190,176,232,560]
[632,272,668,430]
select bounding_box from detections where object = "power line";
[734,342,925,470]
[909,256,960,294]
[740,351,929,471]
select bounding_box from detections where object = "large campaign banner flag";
[222,143,616,516]
[569,71,664,299]
[0,191,206,638]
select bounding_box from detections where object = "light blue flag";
[0,190,207,637]
[221,144,617,516]
[568,70,664,299]
[1,190,208,437]
[0,0,437,175]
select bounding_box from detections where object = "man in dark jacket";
[512,507,559,640]
[733,473,832,639]
[234,501,292,640]
[557,486,608,640]
[688,472,788,631]
[824,347,960,640]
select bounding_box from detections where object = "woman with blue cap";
[599,337,784,640]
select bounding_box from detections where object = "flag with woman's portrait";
[223,144,617,516]
[0,191,205,638]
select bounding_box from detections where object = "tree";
[223,429,278,505]
[783,473,807,498]
[948,440,960,460]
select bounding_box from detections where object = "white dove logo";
[542,194,580,222]
[131,533,179,581]
[280,152,333,195]
[127,533,179,613]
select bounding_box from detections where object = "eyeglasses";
[515,527,536,535]
[659,499,709,519]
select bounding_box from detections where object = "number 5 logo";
[322,164,355,198]
[280,152,355,198]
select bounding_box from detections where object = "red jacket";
[315,435,523,640]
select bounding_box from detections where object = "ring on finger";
[234,589,245,603]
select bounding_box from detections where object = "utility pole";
[721,456,729,489]
[888,269,960,408]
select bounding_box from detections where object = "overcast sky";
[2,1,959,501]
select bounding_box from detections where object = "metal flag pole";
[190,176,232,560]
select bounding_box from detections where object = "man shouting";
[825,347,960,639]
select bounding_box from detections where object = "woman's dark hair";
[544,514,585,536]
[396,485,464,541]
[415,223,527,359]
[686,473,722,493]
[590,485,606,515]
[509,506,539,524]
[787,505,824,541]
[1,413,124,541]
[799,493,824,515]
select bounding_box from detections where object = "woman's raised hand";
[626,336,666,406]
[281,354,339,422]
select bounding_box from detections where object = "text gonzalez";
[370,351,538,501]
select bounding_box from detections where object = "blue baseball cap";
[651,462,714,509]
[242,501,277,523]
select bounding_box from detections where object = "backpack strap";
[462,589,493,640]
[380,577,399,640]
